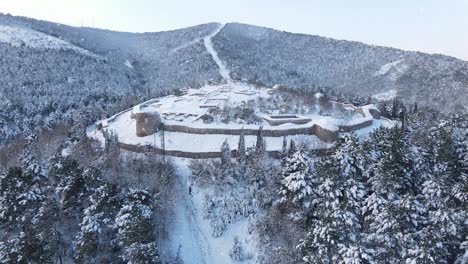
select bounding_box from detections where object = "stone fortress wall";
[97,102,381,159]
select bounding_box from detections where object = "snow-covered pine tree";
[298,137,369,263]
[282,136,288,156]
[230,236,243,261]
[221,139,231,165]
[0,167,22,225]
[0,225,52,263]
[75,181,120,263]
[230,236,252,261]
[0,165,46,226]
[420,121,467,262]
[254,125,267,159]
[50,157,87,210]
[0,137,48,226]
[458,236,468,264]
[278,150,314,206]
[453,125,468,207]
[453,125,468,263]
[404,138,448,263]
[288,139,297,155]
[75,211,100,261]
[363,127,424,263]
[18,143,47,184]
[122,243,159,264]
[256,125,264,150]
[33,198,66,264]
[238,130,246,162]
[105,131,120,153]
[115,188,160,264]
[0,154,63,263]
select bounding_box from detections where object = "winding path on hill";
[204,23,232,82]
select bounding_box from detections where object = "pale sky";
[1,0,467,60]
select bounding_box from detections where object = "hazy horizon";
[1,0,467,60]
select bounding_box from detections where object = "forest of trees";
[0,133,176,263]
[0,97,467,263]
[190,102,468,264]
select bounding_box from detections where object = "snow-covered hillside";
[1,13,466,264]
[1,13,467,144]
[0,25,98,57]
[213,23,468,113]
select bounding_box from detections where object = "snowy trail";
[204,24,232,82]
[165,158,256,264]
[166,158,213,264]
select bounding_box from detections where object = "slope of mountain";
[0,14,220,143]
[213,23,468,113]
[0,14,466,144]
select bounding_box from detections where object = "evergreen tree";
[405,140,448,263]
[421,122,467,262]
[288,139,297,155]
[34,198,66,264]
[282,136,288,156]
[413,102,418,113]
[230,236,250,261]
[256,126,264,150]
[75,182,120,263]
[221,139,231,165]
[0,166,46,226]
[363,127,424,263]
[255,125,266,156]
[237,130,246,161]
[0,167,23,225]
[50,157,88,210]
[115,188,160,264]
[122,243,160,264]
[299,137,369,263]
[458,237,468,264]
[1,225,52,264]
[278,150,314,206]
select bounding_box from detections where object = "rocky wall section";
[136,112,161,137]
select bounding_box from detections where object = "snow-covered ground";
[374,59,409,81]
[349,117,396,140]
[162,158,212,264]
[0,25,99,57]
[109,129,329,152]
[87,81,384,151]
[162,158,256,264]
[136,83,272,123]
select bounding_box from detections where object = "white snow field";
[0,25,99,57]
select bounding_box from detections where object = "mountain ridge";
[0,13,467,143]
[2,12,466,62]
